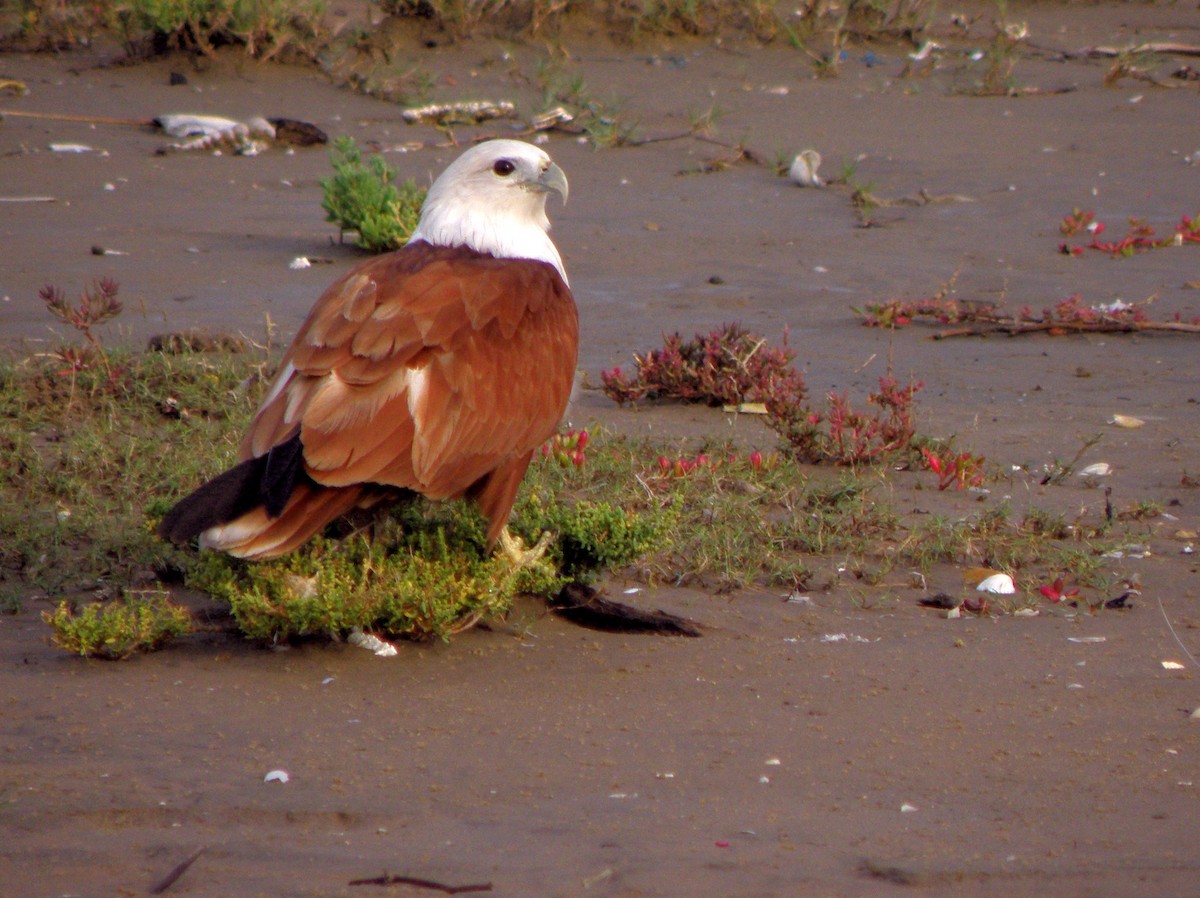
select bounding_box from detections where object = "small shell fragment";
[1162,661,1186,670]
[976,573,1015,594]
[348,628,398,657]
[1109,414,1145,429]
[723,402,769,415]
[264,769,290,783]
[1078,462,1111,477]
[289,256,312,270]
[788,149,824,188]
[900,802,919,813]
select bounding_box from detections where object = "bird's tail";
[157,434,367,560]
[197,481,367,559]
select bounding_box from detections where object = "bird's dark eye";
[493,159,516,176]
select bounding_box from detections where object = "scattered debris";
[1104,591,1136,610]
[267,117,328,147]
[976,573,1016,594]
[582,868,613,889]
[1081,42,1200,59]
[918,592,961,610]
[1102,545,1151,559]
[154,113,277,155]
[531,105,574,132]
[401,100,516,126]
[349,873,493,893]
[1109,414,1145,428]
[1,109,329,154]
[550,582,702,636]
[723,402,769,415]
[149,847,206,895]
[348,628,399,656]
[820,632,872,643]
[788,149,823,187]
[846,186,976,210]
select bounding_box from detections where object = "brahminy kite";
[158,139,578,560]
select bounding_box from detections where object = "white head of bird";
[408,139,569,283]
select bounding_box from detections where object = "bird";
[158,139,578,562]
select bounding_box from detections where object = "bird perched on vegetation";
[159,139,578,561]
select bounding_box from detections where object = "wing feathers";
[181,242,577,557]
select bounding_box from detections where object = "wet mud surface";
[2,3,1200,896]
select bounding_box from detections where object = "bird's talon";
[499,527,554,569]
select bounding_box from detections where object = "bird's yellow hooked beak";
[535,161,568,205]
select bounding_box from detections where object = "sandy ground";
[2,3,1200,896]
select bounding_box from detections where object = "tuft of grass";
[43,592,192,659]
[187,516,534,643]
[320,136,427,253]
[0,345,262,599]
[111,0,329,60]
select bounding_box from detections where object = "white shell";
[1078,462,1111,477]
[1108,414,1144,429]
[348,628,398,657]
[976,573,1015,594]
[788,149,824,187]
[264,769,290,783]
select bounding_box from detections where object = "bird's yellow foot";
[498,527,554,570]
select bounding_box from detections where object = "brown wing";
[242,242,578,537]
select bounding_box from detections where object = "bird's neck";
[409,205,567,285]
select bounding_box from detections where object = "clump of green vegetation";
[122,0,327,60]
[43,592,192,659]
[188,520,527,643]
[10,0,328,58]
[518,494,675,582]
[320,136,427,253]
[0,345,260,601]
[188,489,670,643]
